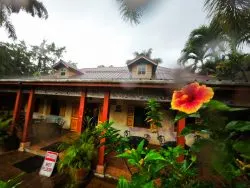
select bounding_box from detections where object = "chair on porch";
[157,135,176,149]
[123,130,150,148]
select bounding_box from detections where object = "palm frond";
[4,18,17,40]
[116,0,152,24]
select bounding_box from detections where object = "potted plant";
[57,128,97,184]
[0,115,12,153]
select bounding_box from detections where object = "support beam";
[10,89,22,134]
[96,91,110,175]
[19,89,35,151]
[77,90,86,134]
[177,118,186,162]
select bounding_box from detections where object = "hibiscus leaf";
[233,140,250,155]
[226,121,250,132]
[205,100,246,111]
[174,112,200,122]
[205,100,231,111]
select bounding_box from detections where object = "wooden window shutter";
[59,102,66,117]
[46,99,51,115]
[127,106,134,127]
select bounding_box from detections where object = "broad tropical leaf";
[226,121,250,132]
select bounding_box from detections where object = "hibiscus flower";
[171,82,214,114]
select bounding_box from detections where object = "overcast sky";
[0,0,208,68]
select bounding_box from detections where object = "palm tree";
[178,25,226,72]
[133,48,162,64]
[116,0,250,44]
[0,0,48,39]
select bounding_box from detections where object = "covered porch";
[0,83,186,176]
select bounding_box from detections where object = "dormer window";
[138,64,146,75]
[61,68,66,76]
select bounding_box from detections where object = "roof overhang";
[0,79,250,89]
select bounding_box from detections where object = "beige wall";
[109,101,176,145]
[32,96,73,129]
[131,63,153,79]
[54,67,77,78]
[31,96,195,146]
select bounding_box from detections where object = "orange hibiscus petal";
[196,85,214,103]
[171,82,214,114]
[179,99,203,114]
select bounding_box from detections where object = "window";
[60,68,66,76]
[137,64,146,75]
[134,107,150,128]
[34,98,41,112]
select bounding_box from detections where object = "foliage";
[178,25,226,73]
[0,115,12,145]
[0,173,24,188]
[0,0,48,39]
[117,140,207,188]
[57,128,97,174]
[0,41,35,77]
[94,121,130,154]
[145,99,163,128]
[131,48,162,64]
[31,40,66,74]
[179,98,250,185]
[0,40,66,77]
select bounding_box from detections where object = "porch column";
[19,89,35,151]
[10,89,22,134]
[177,118,186,162]
[77,90,86,134]
[96,91,110,175]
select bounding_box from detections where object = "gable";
[52,60,83,78]
[127,56,158,79]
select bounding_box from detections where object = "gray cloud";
[0,0,207,68]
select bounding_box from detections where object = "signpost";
[39,151,58,177]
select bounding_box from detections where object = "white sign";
[39,151,58,177]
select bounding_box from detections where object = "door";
[70,103,79,131]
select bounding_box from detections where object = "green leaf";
[181,127,193,136]
[143,181,155,188]
[117,152,131,159]
[174,112,188,122]
[117,177,130,188]
[190,139,213,153]
[233,140,250,157]
[128,159,138,166]
[174,112,200,122]
[137,140,145,153]
[205,100,244,111]
[226,121,250,132]
[191,155,197,162]
[144,151,165,163]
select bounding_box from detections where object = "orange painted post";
[96,91,110,175]
[77,90,86,134]
[177,118,186,162]
[22,89,35,143]
[10,89,22,134]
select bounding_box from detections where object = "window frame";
[60,68,67,76]
[137,64,146,75]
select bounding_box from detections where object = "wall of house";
[54,67,77,78]
[109,101,176,145]
[32,96,73,129]
[131,63,153,79]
